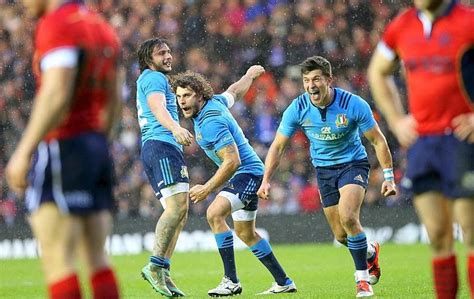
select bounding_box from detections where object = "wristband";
[383,168,394,181]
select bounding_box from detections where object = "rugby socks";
[48,273,81,299]
[432,255,458,299]
[347,233,369,271]
[150,255,167,268]
[468,254,474,298]
[250,239,288,286]
[164,258,171,270]
[215,231,238,283]
[91,268,119,299]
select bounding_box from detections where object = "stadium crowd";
[0,0,410,225]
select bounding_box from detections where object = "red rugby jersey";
[33,2,120,140]
[381,2,474,135]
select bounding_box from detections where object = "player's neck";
[421,0,451,21]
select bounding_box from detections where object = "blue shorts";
[141,140,189,199]
[402,135,474,198]
[315,159,370,208]
[220,173,262,212]
[25,132,114,214]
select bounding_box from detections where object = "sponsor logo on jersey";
[321,126,331,134]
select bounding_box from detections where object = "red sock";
[432,255,458,299]
[91,268,119,299]
[48,274,81,299]
[468,255,474,299]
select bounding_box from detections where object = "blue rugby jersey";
[193,94,264,176]
[278,87,376,167]
[136,69,182,150]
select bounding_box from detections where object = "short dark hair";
[299,56,332,77]
[137,38,167,72]
[171,71,214,101]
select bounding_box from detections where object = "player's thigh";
[29,203,82,282]
[454,198,474,250]
[338,184,365,220]
[77,211,113,273]
[207,195,233,219]
[413,191,454,241]
[163,191,189,214]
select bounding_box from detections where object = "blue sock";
[250,239,288,286]
[150,255,167,268]
[215,231,238,283]
[164,258,171,270]
[347,232,368,270]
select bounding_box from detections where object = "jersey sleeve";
[36,18,78,61]
[214,92,235,108]
[277,101,300,137]
[201,118,236,152]
[142,72,168,98]
[351,97,376,133]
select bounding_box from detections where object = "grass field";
[0,243,470,298]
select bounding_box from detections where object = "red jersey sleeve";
[35,17,77,61]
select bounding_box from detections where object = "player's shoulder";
[288,93,310,112]
[197,103,224,127]
[387,7,417,30]
[334,88,368,111]
[451,3,474,23]
[139,70,167,83]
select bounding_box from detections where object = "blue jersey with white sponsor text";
[278,87,376,167]
[136,69,181,150]
[193,94,264,176]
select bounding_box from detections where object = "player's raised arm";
[6,64,77,195]
[368,46,418,148]
[148,92,193,146]
[225,65,265,103]
[189,143,241,203]
[257,132,290,200]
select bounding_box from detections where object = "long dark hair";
[137,38,166,72]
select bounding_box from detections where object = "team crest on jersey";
[303,119,312,126]
[321,126,331,134]
[335,114,348,127]
[180,166,189,179]
[196,133,202,141]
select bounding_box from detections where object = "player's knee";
[339,214,359,230]
[206,208,225,227]
[235,229,257,244]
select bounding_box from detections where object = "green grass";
[0,243,470,298]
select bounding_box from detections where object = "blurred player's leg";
[454,198,474,298]
[77,211,119,299]
[338,184,373,297]
[29,203,82,299]
[414,192,457,299]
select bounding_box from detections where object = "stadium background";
[0,0,417,226]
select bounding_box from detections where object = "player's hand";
[391,115,418,148]
[452,113,474,143]
[246,65,265,79]
[381,180,397,197]
[189,184,210,203]
[5,150,32,196]
[257,181,271,200]
[172,126,193,146]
